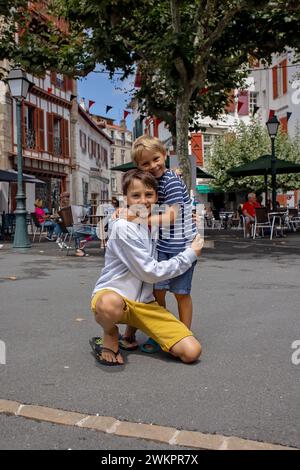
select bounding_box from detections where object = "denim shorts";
[154,251,197,295]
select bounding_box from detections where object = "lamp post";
[7,67,33,248]
[266,115,280,211]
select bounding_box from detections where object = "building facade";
[72,104,112,208]
[0,61,74,213]
[91,114,132,197]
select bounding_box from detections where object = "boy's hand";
[191,234,204,257]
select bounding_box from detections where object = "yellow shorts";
[91,289,193,353]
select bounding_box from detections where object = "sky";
[77,67,135,130]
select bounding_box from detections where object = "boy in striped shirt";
[132,136,197,353]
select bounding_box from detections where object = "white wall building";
[72,105,113,208]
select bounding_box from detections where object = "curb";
[0,399,297,450]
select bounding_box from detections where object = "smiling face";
[136,148,167,179]
[126,178,158,218]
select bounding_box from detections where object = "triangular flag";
[124,110,130,119]
[47,88,52,94]
[269,110,275,119]
[253,105,260,116]
[88,100,95,110]
[287,112,292,122]
[106,105,113,114]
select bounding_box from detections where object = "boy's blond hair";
[131,135,166,163]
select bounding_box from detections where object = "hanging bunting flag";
[106,105,113,114]
[47,88,52,94]
[199,87,209,95]
[252,105,260,116]
[124,110,130,119]
[287,112,292,122]
[88,100,95,110]
[269,109,275,119]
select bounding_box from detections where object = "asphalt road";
[0,232,299,449]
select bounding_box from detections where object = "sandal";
[95,346,124,366]
[76,249,89,257]
[90,336,138,353]
[119,335,139,351]
[140,337,161,354]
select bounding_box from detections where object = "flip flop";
[94,346,124,366]
[90,336,138,353]
[119,335,139,351]
[140,337,161,354]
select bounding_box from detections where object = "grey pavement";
[0,231,300,449]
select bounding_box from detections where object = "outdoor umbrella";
[227,154,300,204]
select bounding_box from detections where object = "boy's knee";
[95,292,125,322]
[172,337,202,364]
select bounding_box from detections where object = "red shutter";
[63,119,69,157]
[225,90,235,113]
[47,112,54,153]
[281,59,288,95]
[237,91,249,115]
[191,133,203,166]
[50,72,57,85]
[280,116,288,133]
[273,66,278,99]
[37,109,45,151]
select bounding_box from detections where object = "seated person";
[90,169,203,366]
[34,198,56,240]
[242,192,261,237]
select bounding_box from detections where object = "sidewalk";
[0,231,299,449]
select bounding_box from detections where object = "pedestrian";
[131,136,197,353]
[34,198,56,240]
[242,192,261,238]
[90,169,203,366]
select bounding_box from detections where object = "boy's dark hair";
[122,169,158,195]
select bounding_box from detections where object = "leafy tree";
[1,1,300,189]
[207,119,300,193]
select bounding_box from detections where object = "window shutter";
[62,119,69,157]
[273,66,278,99]
[280,116,288,133]
[37,109,45,151]
[47,112,54,153]
[50,72,57,85]
[281,59,288,95]
[191,133,203,166]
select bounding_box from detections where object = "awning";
[0,169,45,184]
[196,184,222,194]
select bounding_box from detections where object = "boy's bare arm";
[148,204,179,227]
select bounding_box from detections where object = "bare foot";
[101,330,124,364]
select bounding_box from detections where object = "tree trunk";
[176,91,191,190]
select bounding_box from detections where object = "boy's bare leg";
[154,289,167,308]
[94,291,126,364]
[170,336,202,363]
[123,325,138,347]
[174,293,193,329]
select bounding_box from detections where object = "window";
[121,149,125,165]
[121,132,125,146]
[24,105,36,149]
[111,148,115,166]
[111,177,117,192]
[203,134,212,143]
[111,130,115,139]
[80,130,87,152]
[249,92,258,115]
[273,59,288,99]
[53,117,62,157]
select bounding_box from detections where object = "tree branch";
[170,0,181,34]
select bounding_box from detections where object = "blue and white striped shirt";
[157,170,197,253]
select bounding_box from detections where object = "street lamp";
[7,67,33,248]
[266,115,280,211]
